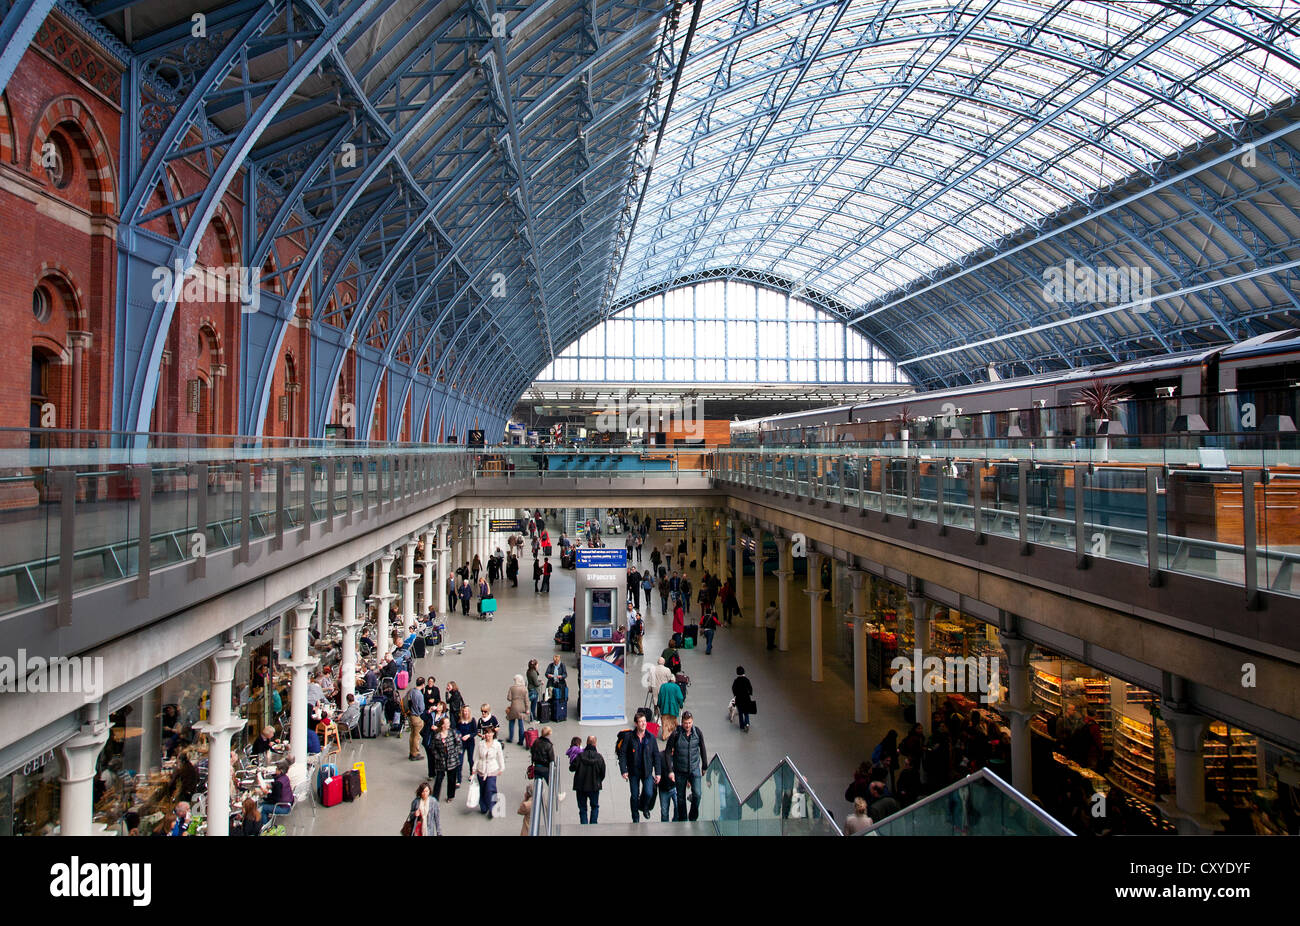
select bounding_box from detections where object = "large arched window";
[537,281,906,384]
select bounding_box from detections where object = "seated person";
[360,663,379,692]
[168,753,200,802]
[250,724,279,756]
[612,625,626,643]
[338,693,361,733]
[379,656,399,681]
[260,761,294,817]
[306,727,322,755]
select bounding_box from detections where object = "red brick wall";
[0,10,402,441]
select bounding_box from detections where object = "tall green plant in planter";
[1078,381,1130,459]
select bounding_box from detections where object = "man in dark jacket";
[617,709,660,823]
[529,726,556,784]
[664,711,708,822]
[570,735,607,824]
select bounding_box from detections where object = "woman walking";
[732,666,754,732]
[473,727,506,817]
[407,782,441,836]
[526,658,544,724]
[456,704,477,777]
[428,716,462,802]
[506,674,530,745]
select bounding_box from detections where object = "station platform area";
[304,529,900,836]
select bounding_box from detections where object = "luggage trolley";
[438,640,466,656]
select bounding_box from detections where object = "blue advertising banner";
[575,547,628,569]
[578,644,626,725]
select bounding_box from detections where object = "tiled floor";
[304,525,906,836]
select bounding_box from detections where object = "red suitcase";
[320,775,343,808]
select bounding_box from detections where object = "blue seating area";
[543,454,673,472]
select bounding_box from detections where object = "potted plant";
[1077,381,1130,459]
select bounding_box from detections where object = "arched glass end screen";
[536,281,907,384]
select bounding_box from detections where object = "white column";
[909,594,932,735]
[805,550,826,682]
[1163,707,1209,830]
[848,570,870,723]
[287,598,319,786]
[138,684,162,776]
[339,571,364,704]
[1000,633,1034,795]
[753,527,764,629]
[732,520,744,609]
[774,536,793,652]
[436,521,450,619]
[422,527,435,616]
[376,552,396,658]
[400,539,418,633]
[195,637,246,835]
[56,703,110,836]
[316,592,328,637]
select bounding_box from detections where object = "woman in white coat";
[473,727,506,816]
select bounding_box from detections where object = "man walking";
[665,711,708,822]
[764,599,779,650]
[404,680,426,761]
[617,709,660,823]
[541,557,552,593]
[570,735,606,824]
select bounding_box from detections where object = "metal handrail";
[716,464,1300,577]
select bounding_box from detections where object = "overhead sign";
[489,518,527,533]
[656,518,687,532]
[575,547,627,569]
[467,429,485,447]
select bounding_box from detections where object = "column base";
[1156,798,1227,835]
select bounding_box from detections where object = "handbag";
[526,764,535,780]
[490,793,506,819]
[400,817,414,837]
[465,776,481,809]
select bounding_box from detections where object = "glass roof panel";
[618,0,1300,312]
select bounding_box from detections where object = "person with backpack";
[657,573,670,616]
[617,709,660,823]
[570,735,606,825]
[641,570,654,611]
[529,725,556,784]
[634,534,644,564]
[664,710,708,822]
[404,682,425,760]
[679,575,693,617]
[656,675,684,743]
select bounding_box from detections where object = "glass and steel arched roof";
[16,0,1300,436]
[622,0,1300,309]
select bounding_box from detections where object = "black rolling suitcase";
[536,699,553,723]
[683,624,698,644]
[552,687,568,722]
[413,636,426,658]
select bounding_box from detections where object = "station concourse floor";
[304,530,904,836]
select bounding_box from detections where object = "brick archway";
[27,96,116,214]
